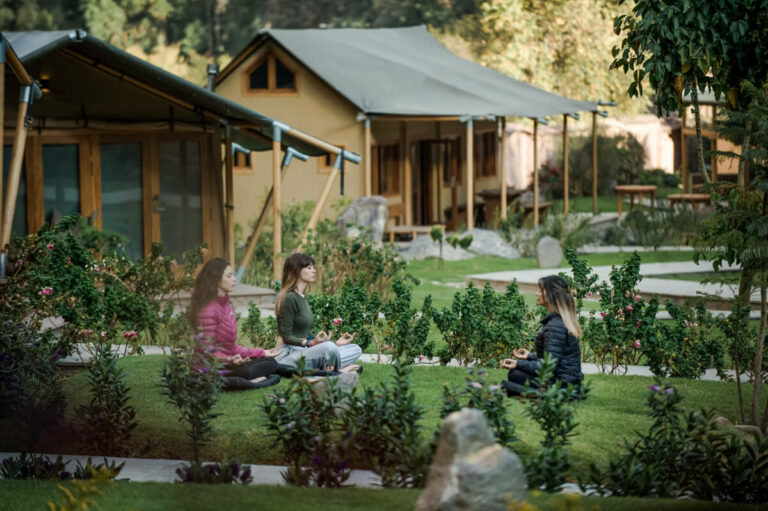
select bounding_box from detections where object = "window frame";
[371,142,401,197]
[242,51,299,96]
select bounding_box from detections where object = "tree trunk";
[738,120,751,191]
[691,78,712,186]
[756,273,767,430]
[734,268,755,424]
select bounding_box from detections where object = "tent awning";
[4,30,354,158]
[227,26,598,118]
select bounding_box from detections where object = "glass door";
[100,142,143,259]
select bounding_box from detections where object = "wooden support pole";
[591,111,598,215]
[272,134,282,281]
[364,118,371,197]
[499,117,507,220]
[237,162,287,278]
[402,122,413,225]
[533,118,540,227]
[681,124,688,193]
[466,118,474,230]
[1,95,29,248]
[563,114,569,216]
[0,61,4,234]
[301,165,340,245]
[224,129,235,268]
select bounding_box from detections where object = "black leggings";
[223,357,278,380]
[507,368,540,388]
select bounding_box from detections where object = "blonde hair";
[275,253,315,317]
[538,275,582,337]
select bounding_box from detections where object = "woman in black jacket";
[500,275,583,396]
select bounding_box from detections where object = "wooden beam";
[402,122,413,225]
[272,135,281,281]
[364,118,371,196]
[591,111,598,215]
[377,115,462,122]
[681,121,688,193]
[499,117,507,219]
[300,164,340,245]
[563,114,569,216]
[225,130,235,268]
[466,119,474,229]
[533,118,539,227]
[1,98,29,248]
[0,62,4,234]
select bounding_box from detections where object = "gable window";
[233,149,252,174]
[246,53,297,93]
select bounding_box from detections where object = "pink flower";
[332,318,343,326]
[634,340,641,348]
[685,320,690,327]
[587,291,592,297]
[122,330,138,339]
[39,287,53,296]
[600,312,607,317]
[636,321,641,328]
[92,265,100,273]
[101,331,107,338]
[46,242,54,251]
[635,296,641,301]
[65,257,72,264]
[626,305,634,312]
[418,355,425,361]
[82,329,94,336]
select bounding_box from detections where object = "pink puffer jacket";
[196,295,265,360]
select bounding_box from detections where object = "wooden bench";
[615,185,658,215]
[667,193,711,209]
[387,203,405,225]
[386,224,443,243]
[520,201,553,226]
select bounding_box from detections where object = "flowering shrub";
[380,278,434,362]
[239,302,278,349]
[583,380,768,502]
[175,459,253,485]
[433,281,530,367]
[440,366,515,446]
[160,335,225,468]
[74,344,137,455]
[645,301,726,379]
[0,453,123,481]
[522,353,588,492]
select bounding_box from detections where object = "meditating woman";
[275,253,362,373]
[189,257,280,389]
[500,275,583,396]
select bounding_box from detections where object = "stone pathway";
[468,260,762,307]
[0,452,381,487]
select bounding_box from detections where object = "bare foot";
[339,364,360,373]
[250,376,266,384]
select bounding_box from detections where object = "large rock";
[306,371,359,398]
[536,235,563,268]
[459,229,520,259]
[415,408,527,511]
[399,235,474,262]
[335,196,388,245]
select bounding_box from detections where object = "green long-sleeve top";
[277,292,315,346]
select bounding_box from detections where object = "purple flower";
[278,398,286,404]
[311,455,323,466]
[468,381,482,389]
[664,387,675,395]
[198,367,209,374]
[217,370,231,376]
[649,385,660,392]
[489,384,502,391]
[334,460,349,472]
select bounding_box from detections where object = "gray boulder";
[415,408,527,511]
[306,371,359,398]
[536,235,563,268]
[459,229,520,259]
[335,196,388,245]
[399,235,474,261]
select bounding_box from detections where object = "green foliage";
[0,453,123,481]
[175,459,253,485]
[380,278,435,362]
[647,302,726,379]
[636,168,680,188]
[716,310,766,384]
[239,302,278,349]
[446,233,472,250]
[308,278,383,352]
[620,206,701,249]
[434,281,537,367]
[344,360,434,488]
[584,380,768,502]
[440,366,515,447]
[522,353,587,492]
[0,320,65,446]
[75,344,138,455]
[160,336,226,465]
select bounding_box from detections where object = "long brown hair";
[188,257,229,328]
[538,275,582,337]
[275,253,315,317]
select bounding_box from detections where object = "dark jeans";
[223,357,278,380]
[507,368,540,388]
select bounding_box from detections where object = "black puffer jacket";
[516,312,583,384]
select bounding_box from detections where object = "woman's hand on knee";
[314,330,330,344]
[513,348,530,360]
[500,358,517,370]
[336,332,356,346]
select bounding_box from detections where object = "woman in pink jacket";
[188,257,279,388]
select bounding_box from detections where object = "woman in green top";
[274,253,362,373]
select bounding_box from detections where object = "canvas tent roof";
[3,30,335,156]
[230,25,598,118]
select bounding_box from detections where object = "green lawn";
[2,355,761,473]
[0,480,761,511]
[550,188,681,214]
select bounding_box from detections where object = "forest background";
[1,0,647,116]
